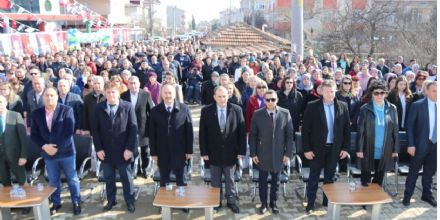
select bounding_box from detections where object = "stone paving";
[11,105,437,219]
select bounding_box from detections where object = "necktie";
[167,106,172,113]
[431,103,437,143]
[327,105,334,143]
[220,109,226,132]
[109,104,116,120]
[0,115,3,135]
[270,112,274,126]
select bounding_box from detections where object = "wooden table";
[322,183,392,220]
[0,185,55,220]
[153,185,220,220]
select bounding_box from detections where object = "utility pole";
[291,0,304,57]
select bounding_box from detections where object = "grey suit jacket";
[2,110,27,160]
[26,90,45,127]
[249,106,294,172]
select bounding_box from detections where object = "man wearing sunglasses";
[249,90,293,215]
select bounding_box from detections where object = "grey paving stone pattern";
[11,105,437,219]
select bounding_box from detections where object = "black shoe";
[270,203,279,214]
[214,202,222,212]
[103,201,117,211]
[259,204,268,214]
[181,208,189,213]
[21,208,31,214]
[73,203,81,215]
[402,197,411,206]
[127,203,135,213]
[227,203,240,213]
[305,205,313,214]
[421,196,437,207]
[361,205,367,210]
[50,204,62,214]
[361,182,369,187]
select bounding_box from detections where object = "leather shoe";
[227,203,240,213]
[127,203,135,213]
[103,201,117,211]
[50,204,62,214]
[73,203,81,215]
[402,197,411,206]
[270,203,279,214]
[214,202,222,212]
[305,205,313,214]
[259,204,268,214]
[421,196,437,207]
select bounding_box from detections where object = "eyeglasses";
[285,81,294,84]
[29,72,38,75]
[257,86,267,89]
[373,91,387,96]
[342,82,352,85]
[265,98,277,102]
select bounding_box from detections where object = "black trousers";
[138,145,150,171]
[259,170,280,206]
[102,162,135,205]
[159,166,185,187]
[404,141,437,199]
[0,155,26,186]
[306,147,337,208]
[361,159,385,186]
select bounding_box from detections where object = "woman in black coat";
[0,82,24,117]
[387,76,413,131]
[335,75,361,132]
[356,80,399,187]
[277,76,303,133]
[226,82,243,107]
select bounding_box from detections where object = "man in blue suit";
[403,80,437,207]
[92,82,138,213]
[30,87,81,215]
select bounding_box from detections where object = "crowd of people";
[0,38,436,216]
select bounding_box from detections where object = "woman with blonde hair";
[226,81,242,107]
[387,76,413,131]
[0,82,24,117]
[161,71,184,103]
[245,80,268,133]
[336,75,361,131]
[110,75,128,93]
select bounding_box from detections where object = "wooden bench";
[322,183,392,220]
[0,185,55,220]
[153,185,220,220]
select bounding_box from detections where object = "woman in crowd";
[356,80,399,187]
[110,75,128,93]
[144,72,161,105]
[245,80,268,133]
[241,75,260,112]
[387,76,413,131]
[0,82,24,117]
[336,75,361,131]
[302,79,323,114]
[226,81,242,107]
[297,73,314,100]
[162,71,184,103]
[337,52,349,75]
[277,76,303,133]
[387,74,398,91]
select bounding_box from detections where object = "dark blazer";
[199,103,246,167]
[59,92,83,130]
[82,91,105,132]
[121,90,154,147]
[91,100,138,165]
[7,95,24,117]
[302,98,351,161]
[201,80,217,105]
[30,104,76,160]
[406,98,433,156]
[356,101,399,171]
[387,91,413,131]
[26,90,45,127]
[277,90,303,133]
[2,111,27,160]
[149,102,194,169]
[249,106,294,172]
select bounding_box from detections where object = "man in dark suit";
[302,80,351,213]
[57,79,83,134]
[0,95,27,185]
[201,71,219,105]
[199,86,246,213]
[92,82,138,213]
[82,75,105,135]
[30,87,81,215]
[149,84,193,187]
[121,76,154,177]
[25,76,45,129]
[249,89,294,215]
[403,81,437,207]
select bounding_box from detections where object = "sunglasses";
[373,91,387,96]
[257,86,267,89]
[342,82,352,85]
[285,81,294,84]
[29,72,38,75]
[265,98,277,102]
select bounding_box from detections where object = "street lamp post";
[291,0,304,58]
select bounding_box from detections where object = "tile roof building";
[200,23,291,57]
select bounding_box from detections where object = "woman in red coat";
[245,80,268,133]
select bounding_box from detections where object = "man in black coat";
[121,76,155,177]
[149,84,194,187]
[201,71,219,105]
[199,86,246,213]
[92,83,138,213]
[302,80,350,213]
[81,76,105,135]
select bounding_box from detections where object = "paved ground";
[12,105,437,219]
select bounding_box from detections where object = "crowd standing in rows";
[0,39,437,215]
